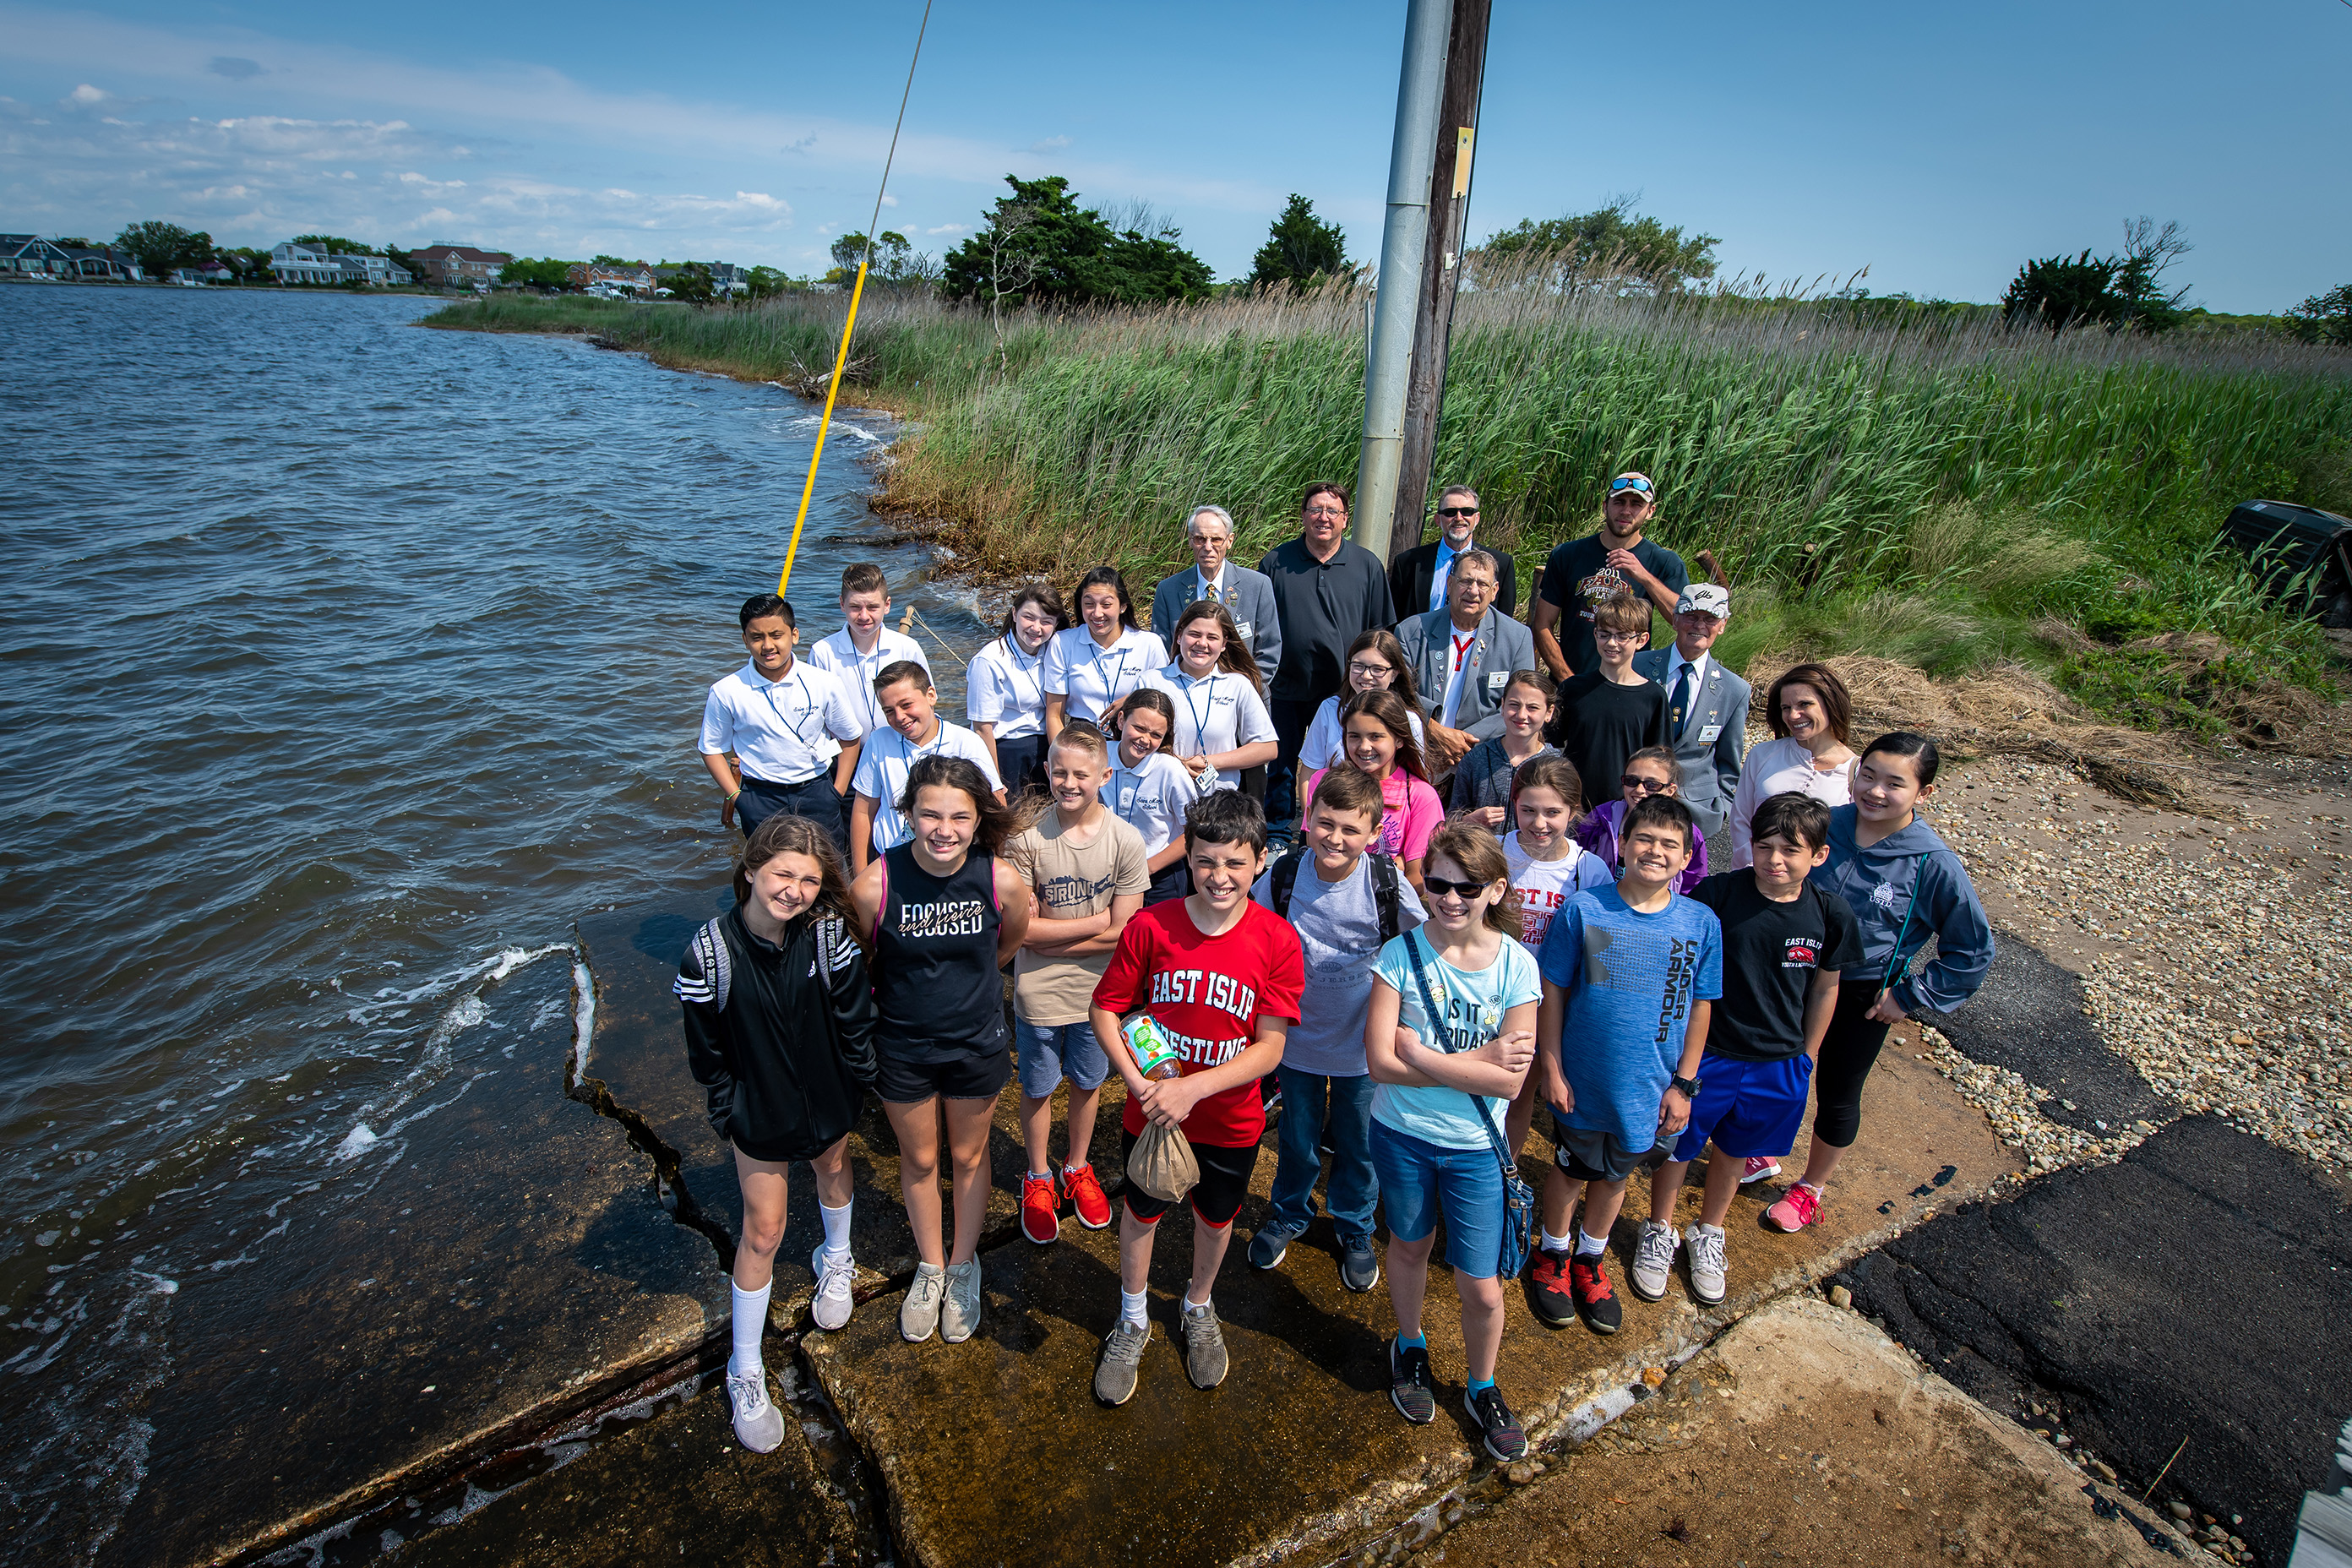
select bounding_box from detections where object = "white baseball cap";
[1676,584,1730,618]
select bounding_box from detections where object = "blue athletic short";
[1015,1019,1109,1097]
[1671,1054,1815,1163]
[1369,1119,1505,1280]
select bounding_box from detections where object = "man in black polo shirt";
[1257,481,1392,826]
[1531,471,1690,679]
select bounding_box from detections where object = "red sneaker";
[1568,1252,1623,1335]
[1527,1247,1578,1328]
[1740,1155,1782,1185]
[1019,1172,1060,1244]
[1064,1163,1112,1230]
[1764,1183,1823,1233]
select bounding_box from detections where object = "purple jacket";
[1573,798,1709,896]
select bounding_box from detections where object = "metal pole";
[1352,0,1451,562]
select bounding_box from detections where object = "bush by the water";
[426,283,2352,738]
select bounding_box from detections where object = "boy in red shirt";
[1088,791,1304,1405]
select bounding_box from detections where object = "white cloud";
[1028,134,1071,152]
[925,223,966,237]
[879,194,898,207]
[68,82,106,104]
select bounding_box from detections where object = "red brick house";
[408,243,513,289]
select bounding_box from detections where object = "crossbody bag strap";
[1398,929,1520,1178]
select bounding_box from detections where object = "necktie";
[1669,665,1694,737]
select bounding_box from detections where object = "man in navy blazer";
[1631,583,1749,839]
[1149,503,1282,686]
[1389,484,1519,623]
[1395,549,1536,774]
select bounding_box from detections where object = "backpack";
[1268,847,1405,944]
[677,912,852,1012]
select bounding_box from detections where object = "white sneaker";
[901,1261,945,1342]
[811,1244,855,1332]
[726,1369,785,1453]
[940,1258,983,1344]
[1684,1222,1728,1307]
[1628,1218,1680,1302]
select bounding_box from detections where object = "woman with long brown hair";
[1139,600,1279,794]
[1723,662,1859,869]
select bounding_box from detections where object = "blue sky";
[3,0,2345,311]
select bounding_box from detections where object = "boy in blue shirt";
[1530,794,1722,1335]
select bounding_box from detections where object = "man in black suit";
[1388,484,1519,626]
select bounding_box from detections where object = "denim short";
[1671,1054,1813,1162]
[1015,1019,1109,1097]
[1368,1119,1505,1280]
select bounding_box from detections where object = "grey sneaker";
[1093,1318,1152,1406]
[1338,1235,1380,1293]
[1179,1300,1229,1389]
[810,1244,854,1332]
[1248,1220,1304,1271]
[900,1261,945,1342]
[1628,1219,1679,1303]
[726,1370,785,1453]
[1684,1222,1728,1307]
[940,1258,983,1343]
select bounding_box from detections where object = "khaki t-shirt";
[1009,809,1152,1026]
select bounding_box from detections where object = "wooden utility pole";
[1387,0,1492,570]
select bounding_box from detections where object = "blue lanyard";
[759,666,823,745]
[999,636,1043,710]
[1171,668,1217,754]
[1085,633,1130,697]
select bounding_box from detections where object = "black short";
[875,1047,1011,1105]
[1119,1129,1259,1229]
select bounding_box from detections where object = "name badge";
[1696,724,1723,743]
[1485,670,1508,694]
[1118,785,1138,813]
[1233,620,1252,640]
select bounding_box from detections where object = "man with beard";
[1530,472,1689,680]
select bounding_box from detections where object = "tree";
[2284,285,2352,346]
[385,246,418,283]
[591,253,648,270]
[216,245,273,282]
[973,201,1043,366]
[497,257,578,291]
[742,266,796,301]
[939,176,1212,308]
[1472,195,1718,295]
[291,234,381,255]
[113,220,215,280]
[663,261,716,304]
[2002,250,2126,334]
[830,231,911,286]
[2113,216,2192,332]
[1250,194,1349,291]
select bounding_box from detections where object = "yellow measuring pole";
[776,259,871,597]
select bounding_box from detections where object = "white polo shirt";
[808,626,931,736]
[699,658,865,785]
[1040,626,1168,723]
[1136,665,1278,790]
[850,719,1004,854]
[1105,750,1198,858]
[965,634,1048,742]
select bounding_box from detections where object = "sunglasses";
[1422,874,1496,900]
[1622,774,1674,793]
[1436,506,1478,518]
[1609,476,1653,495]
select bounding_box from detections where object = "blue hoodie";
[1817,804,1992,1016]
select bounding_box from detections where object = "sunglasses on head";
[1437,505,1478,518]
[1609,476,1652,496]
[1622,774,1673,793]
[1422,874,1494,900]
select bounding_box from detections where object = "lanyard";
[1172,667,1218,754]
[999,636,1043,710]
[758,665,824,746]
[1085,632,1131,699]
[1451,631,1477,674]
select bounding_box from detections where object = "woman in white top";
[1723,661,1859,869]
[1041,565,1168,730]
[966,582,1064,797]
[1137,601,1279,793]
[1298,628,1428,778]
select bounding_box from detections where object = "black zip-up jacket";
[677,905,877,1162]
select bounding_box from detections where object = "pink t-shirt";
[1304,766,1444,863]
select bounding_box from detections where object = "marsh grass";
[427,283,2352,735]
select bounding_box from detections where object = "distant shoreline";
[0,275,459,297]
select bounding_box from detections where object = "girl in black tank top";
[849,754,1032,1345]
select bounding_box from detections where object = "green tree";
[291,234,381,255]
[663,261,716,304]
[1473,195,1718,294]
[2284,284,2352,346]
[2002,251,2125,334]
[497,257,578,291]
[216,245,273,282]
[741,265,796,300]
[113,220,215,279]
[829,231,912,286]
[1250,194,1349,291]
[385,246,418,282]
[940,176,1211,307]
[591,253,648,270]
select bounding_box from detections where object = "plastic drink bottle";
[1124,1015,1183,1081]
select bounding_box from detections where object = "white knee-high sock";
[729,1281,770,1377]
[819,1199,852,1259]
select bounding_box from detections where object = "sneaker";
[810,1244,855,1332]
[940,1258,983,1343]
[1527,1246,1578,1329]
[1020,1172,1060,1244]
[1248,1219,1304,1271]
[1740,1155,1782,1185]
[1569,1251,1623,1335]
[1763,1183,1823,1233]
[1684,1222,1728,1307]
[1179,1300,1228,1389]
[1465,1385,1529,1462]
[1389,1337,1435,1424]
[1093,1318,1152,1407]
[900,1261,945,1342]
[1338,1235,1380,1293]
[1629,1219,1679,1302]
[726,1370,785,1453]
[1064,1163,1112,1230]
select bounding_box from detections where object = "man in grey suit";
[1150,503,1282,686]
[1631,583,1749,839]
[1395,549,1535,775]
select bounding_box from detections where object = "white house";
[269,242,411,286]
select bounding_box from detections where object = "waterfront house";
[270,241,344,285]
[1,235,76,276]
[58,245,144,282]
[172,261,234,286]
[566,261,657,297]
[410,243,513,290]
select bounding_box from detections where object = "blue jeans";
[1266,1066,1377,1248]
[1369,1119,1505,1280]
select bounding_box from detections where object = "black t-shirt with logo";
[1535,534,1689,675]
[1689,870,1864,1062]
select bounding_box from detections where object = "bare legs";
[884,1094,1001,1267]
[731,1136,855,1290]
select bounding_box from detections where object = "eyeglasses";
[1436,506,1478,518]
[1304,506,1346,519]
[1347,661,1396,679]
[1422,874,1495,900]
[1622,774,1674,793]
[1609,476,1653,495]
[1453,576,1495,592]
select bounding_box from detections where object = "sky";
[3,0,2346,312]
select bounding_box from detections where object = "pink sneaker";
[1763,1183,1823,1233]
[1740,1156,1782,1185]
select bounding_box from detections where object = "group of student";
[683,478,1994,1467]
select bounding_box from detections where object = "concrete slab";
[804,1049,2007,1568]
[1406,1295,2183,1568]
[98,957,728,1568]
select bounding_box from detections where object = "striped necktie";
[1669,664,1694,737]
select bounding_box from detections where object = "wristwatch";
[1670,1075,1701,1098]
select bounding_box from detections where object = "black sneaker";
[1389,1338,1435,1424]
[1465,1384,1528,1462]
[1527,1246,1578,1328]
[1570,1251,1623,1336]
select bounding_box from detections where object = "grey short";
[1549,1114,1660,1184]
